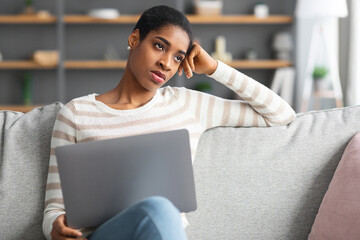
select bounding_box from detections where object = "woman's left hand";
[178,42,218,78]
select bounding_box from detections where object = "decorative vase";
[314,77,331,91]
[23,6,35,15]
[254,2,269,18]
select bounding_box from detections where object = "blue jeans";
[88,196,187,240]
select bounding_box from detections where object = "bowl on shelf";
[32,50,59,66]
[88,8,120,19]
[195,0,223,15]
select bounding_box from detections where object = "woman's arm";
[42,101,84,240]
[180,43,296,129]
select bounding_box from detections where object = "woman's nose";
[158,54,171,70]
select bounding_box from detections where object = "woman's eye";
[155,43,164,50]
[175,56,183,63]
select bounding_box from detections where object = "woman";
[43,5,296,240]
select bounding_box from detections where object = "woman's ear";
[128,29,140,49]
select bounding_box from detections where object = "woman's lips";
[151,71,166,83]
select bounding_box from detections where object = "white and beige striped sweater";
[43,61,296,239]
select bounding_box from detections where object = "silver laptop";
[55,129,197,229]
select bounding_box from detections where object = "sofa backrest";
[0,103,63,240]
[186,105,360,240]
[1,103,360,240]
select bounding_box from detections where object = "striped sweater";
[43,61,296,239]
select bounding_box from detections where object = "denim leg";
[89,196,187,240]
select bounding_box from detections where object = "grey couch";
[1,102,360,240]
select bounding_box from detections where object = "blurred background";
[0,0,358,113]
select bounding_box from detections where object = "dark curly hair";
[133,5,194,55]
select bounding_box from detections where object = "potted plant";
[313,66,329,90]
[23,0,35,15]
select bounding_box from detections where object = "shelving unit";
[0,1,294,112]
[0,13,293,71]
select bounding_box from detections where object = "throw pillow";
[308,131,360,239]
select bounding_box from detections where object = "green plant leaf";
[313,66,328,79]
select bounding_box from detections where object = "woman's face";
[128,25,190,92]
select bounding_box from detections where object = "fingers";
[181,58,193,78]
[187,43,199,71]
[52,214,84,240]
[51,230,87,240]
[180,42,205,78]
[187,56,195,73]
[178,64,183,76]
[53,215,82,237]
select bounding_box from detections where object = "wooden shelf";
[65,60,127,69]
[0,14,56,24]
[65,60,290,69]
[0,14,292,25]
[0,105,41,113]
[64,15,140,24]
[0,60,291,70]
[64,14,292,24]
[187,15,292,24]
[226,60,291,69]
[0,61,57,69]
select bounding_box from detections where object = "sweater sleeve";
[189,60,296,129]
[42,101,77,240]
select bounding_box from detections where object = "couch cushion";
[308,131,360,239]
[186,105,360,240]
[0,103,63,240]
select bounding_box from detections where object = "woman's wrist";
[206,59,218,75]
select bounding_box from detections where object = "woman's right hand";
[51,214,86,240]
[179,42,218,78]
